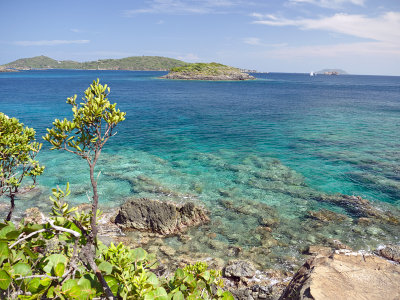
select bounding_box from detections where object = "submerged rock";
[279,251,400,300]
[307,209,348,223]
[314,194,400,224]
[114,198,209,235]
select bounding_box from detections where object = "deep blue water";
[1,70,399,269]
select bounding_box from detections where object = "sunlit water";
[1,70,399,270]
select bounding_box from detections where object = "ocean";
[1,69,399,270]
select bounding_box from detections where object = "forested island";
[1,55,187,71]
[161,62,255,80]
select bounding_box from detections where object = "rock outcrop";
[377,245,400,263]
[279,251,400,300]
[114,198,209,235]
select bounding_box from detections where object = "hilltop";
[2,55,187,71]
[162,62,255,81]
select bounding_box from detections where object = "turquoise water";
[1,70,399,270]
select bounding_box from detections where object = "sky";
[0,0,399,75]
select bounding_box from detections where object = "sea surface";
[1,70,399,270]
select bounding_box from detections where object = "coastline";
[4,198,399,300]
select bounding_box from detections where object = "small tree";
[0,113,44,221]
[44,79,126,298]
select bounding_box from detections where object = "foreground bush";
[0,113,44,221]
[0,185,233,299]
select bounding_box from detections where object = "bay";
[1,69,399,269]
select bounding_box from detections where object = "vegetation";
[0,113,44,221]
[0,185,233,299]
[43,79,126,298]
[170,63,241,76]
[2,56,187,71]
[0,80,234,299]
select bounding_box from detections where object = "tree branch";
[48,219,81,238]
[10,219,81,249]
[9,229,48,249]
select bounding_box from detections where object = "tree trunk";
[87,151,114,298]
[82,244,115,299]
[89,161,98,242]
[5,194,15,222]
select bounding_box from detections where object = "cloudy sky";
[1,0,399,75]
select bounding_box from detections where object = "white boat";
[310,71,315,76]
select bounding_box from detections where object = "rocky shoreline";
[4,197,399,299]
[161,72,255,81]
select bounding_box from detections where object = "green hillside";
[170,62,240,75]
[2,55,187,71]
[163,62,255,80]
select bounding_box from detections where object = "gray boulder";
[224,260,256,279]
[114,198,209,235]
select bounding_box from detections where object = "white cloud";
[177,53,199,62]
[266,41,400,59]
[124,0,241,15]
[253,12,400,45]
[250,11,400,73]
[243,37,261,45]
[288,0,365,9]
[13,40,90,46]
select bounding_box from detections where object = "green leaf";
[171,291,184,300]
[54,262,65,277]
[147,272,159,286]
[201,270,210,281]
[174,268,184,280]
[27,277,41,293]
[221,291,235,300]
[12,262,31,276]
[78,277,94,297]
[0,242,9,264]
[62,279,78,294]
[0,224,15,239]
[0,270,11,290]
[104,275,119,295]
[68,285,83,299]
[98,261,113,275]
[12,248,26,263]
[5,230,21,240]
[43,254,67,274]
[39,277,52,288]
[131,247,147,261]
[144,287,168,300]
[47,286,55,298]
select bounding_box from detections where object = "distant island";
[162,62,255,81]
[316,69,347,75]
[1,55,187,71]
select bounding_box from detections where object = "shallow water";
[1,70,399,270]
